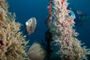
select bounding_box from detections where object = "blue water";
[7,0,90,49]
[68,0,90,48]
[7,0,48,45]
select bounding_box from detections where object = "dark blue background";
[7,0,90,48]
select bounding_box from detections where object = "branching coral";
[0,0,29,60]
[50,0,90,60]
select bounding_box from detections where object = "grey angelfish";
[25,17,37,35]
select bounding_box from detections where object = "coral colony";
[50,0,90,60]
[0,0,90,60]
[0,0,29,60]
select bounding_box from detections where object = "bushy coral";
[50,0,90,60]
[0,0,29,60]
[28,42,46,60]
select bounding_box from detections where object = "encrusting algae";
[0,0,30,60]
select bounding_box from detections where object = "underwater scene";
[0,0,90,60]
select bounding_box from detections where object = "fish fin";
[32,26,37,33]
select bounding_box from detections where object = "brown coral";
[0,0,29,60]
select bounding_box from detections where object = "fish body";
[25,17,37,35]
[69,10,76,19]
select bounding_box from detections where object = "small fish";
[69,10,76,19]
[25,17,37,35]
[76,10,82,15]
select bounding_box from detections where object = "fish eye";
[30,20,31,22]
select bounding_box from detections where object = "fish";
[69,10,76,19]
[25,17,37,35]
[76,10,82,15]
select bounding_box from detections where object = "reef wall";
[0,0,29,60]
